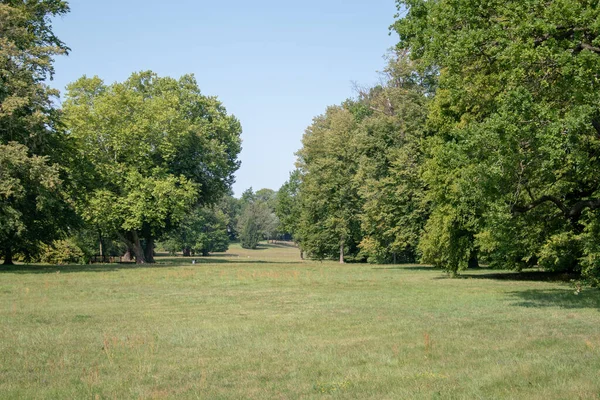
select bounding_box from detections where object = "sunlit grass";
[1,242,599,399]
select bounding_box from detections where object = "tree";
[63,72,242,263]
[237,188,279,249]
[352,53,430,264]
[0,1,75,264]
[0,0,69,154]
[0,143,68,264]
[394,0,600,279]
[162,206,230,257]
[296,106,363,263]
[238,206,263,250]
[276,170,302,237]
[255,188,277,212]
[218,194,241,241]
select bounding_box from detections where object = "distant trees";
[283,0,600,285]
[237,188,280,249]
[162,206,229,256]
[276,170,302,241]
[288,53,429,264]
[63,72,242,263]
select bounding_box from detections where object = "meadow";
[1,243,599,399]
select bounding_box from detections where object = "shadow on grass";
[257,242,298,249]
[508,288,600,310]
[0,257,304,275]
[372,265,436,271]
[456,270,579,283]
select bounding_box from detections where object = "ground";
[0,242,599,399]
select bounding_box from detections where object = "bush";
[39,239,85,265]
[538,232,581,272]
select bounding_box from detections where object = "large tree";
[352,53,430,264]
[63,72,242,263]
[394,0,600,279]
[0,0,75,264]
[296,106,363,263]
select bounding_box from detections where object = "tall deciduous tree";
[353,53,430,264]
[0,1,75,264]
[296,107,362,263]
[63,72,242,263]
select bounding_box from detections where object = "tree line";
[278,0,600,286]
[0,1,244,265]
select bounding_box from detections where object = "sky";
[50,0,399,197]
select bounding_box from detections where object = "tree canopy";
[63,72,242,263]
[393,0,600,280]
[0,0,75,264]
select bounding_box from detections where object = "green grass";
[1,242,599,399]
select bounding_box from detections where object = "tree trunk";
[183,247,191,257]
[3,247,14,266]
[144,237,155,264]
[99,232,105,262]
[122,247,133,262]
[129,231,146,264]
[339,239,345,264]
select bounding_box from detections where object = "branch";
[513,195,600,221]
[512,195,568,215]
[580,42,600,54]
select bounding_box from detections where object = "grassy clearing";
[1,242,599,399]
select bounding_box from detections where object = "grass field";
[1,242,599,399]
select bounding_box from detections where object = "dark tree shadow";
[0,257,304,275]
[454,270,579,283]
[257,242,298,249]
[508,288,600,310]
[372,264,436,271]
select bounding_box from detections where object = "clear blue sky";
[50,0,399,197]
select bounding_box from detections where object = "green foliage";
[237,188,279,249]
[296,106,363,262]
[219,195,241,241]
[294,53,430,264]
[0,142,70,263]
[419,206,475,274]
[0,0,69,155]
[162,206,230,256]
[0,1,76,263]
[63,71,242,263]
[276,170,302,240]
[538,232,581,272]
[39,238,85,265]
[394,0,600,277]
[239,212,262,250]
[353,53,430,264]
